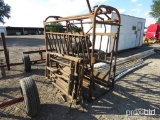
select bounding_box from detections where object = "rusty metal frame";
[0,33,46,71]
[44,0,121,103]
[23,49,46,64]
[0,96,24,108]
[0,33,10,70]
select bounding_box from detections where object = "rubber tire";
[20,77,40,117]
[23,54,31,72]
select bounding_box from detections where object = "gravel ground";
[0,35,160,120]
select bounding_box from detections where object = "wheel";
[23,54,31,72]
[20,77,40,117]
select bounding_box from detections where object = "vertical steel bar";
[55,34,61,53]
[86,0,92,13]
[74,36,79,56]
[51,34,58,53]
[1,33,10,70]
[46,33,52,51]
[59,34,65,54]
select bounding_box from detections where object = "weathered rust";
[0,33,46,71]
[0,96,24,108]
[44,0,121,103]
[23,49,46,62]
[0,33,10,70]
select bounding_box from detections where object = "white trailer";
[83,13,145,52]
[112,13,146,51]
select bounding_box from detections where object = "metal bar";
[23,50,46,54]
[95,59,111,64]
[51,82,72,99]
[50,34,56,52]
[1,33,10,70]
[23,49,45,61]
[59,34,65,54]
[86,0,92,13]
[45,13,93,23]
[39,51,43,60]
[0,97,24,108]
[44,7,119,24]
[116,49,155,64]
[69,35,74,56]
[71,21,92,24]
[46,34,52,51]
[48,33,54,52]
[98,35,103,59]
[55,34,62,53]
[84,36,91,61]
[51,34,58,53]
[54,73,70,81]
[46,32,89,37]
[50,58,70,67]
[97,19,119,23]
[96,21,120,26]
[31,59,46,63]
[63,35,69,55]
[105,36,110,59]
[86,26,93,34]
[87,32,116,36]
[115,62,150,81]
[115,61,144,75]
[116,59,143,70]
[0,58,46,67]
[48,52,82,63]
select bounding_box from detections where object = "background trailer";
[83,13,146,52]
[112,13,146,51]
[0,26,44,36]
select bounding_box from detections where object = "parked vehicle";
[145,24,160,43]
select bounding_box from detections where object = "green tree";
[70,23,82,33]
[46,22,82,33]
[46,22,65,32]
[0,0,11,24]
[149,0,160,24]
[156,18,160,24]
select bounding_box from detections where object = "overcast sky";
[0,0,156,27]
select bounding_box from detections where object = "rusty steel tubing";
[0,97,24,108]
[45,6,121,24]
[45,13,93,23]
[48,52,82,63]
[44,2,121,103]
[23,49,46,54]
[1,33,10,70]
[86,0,92,13]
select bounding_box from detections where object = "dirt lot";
[0,35,160,120]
